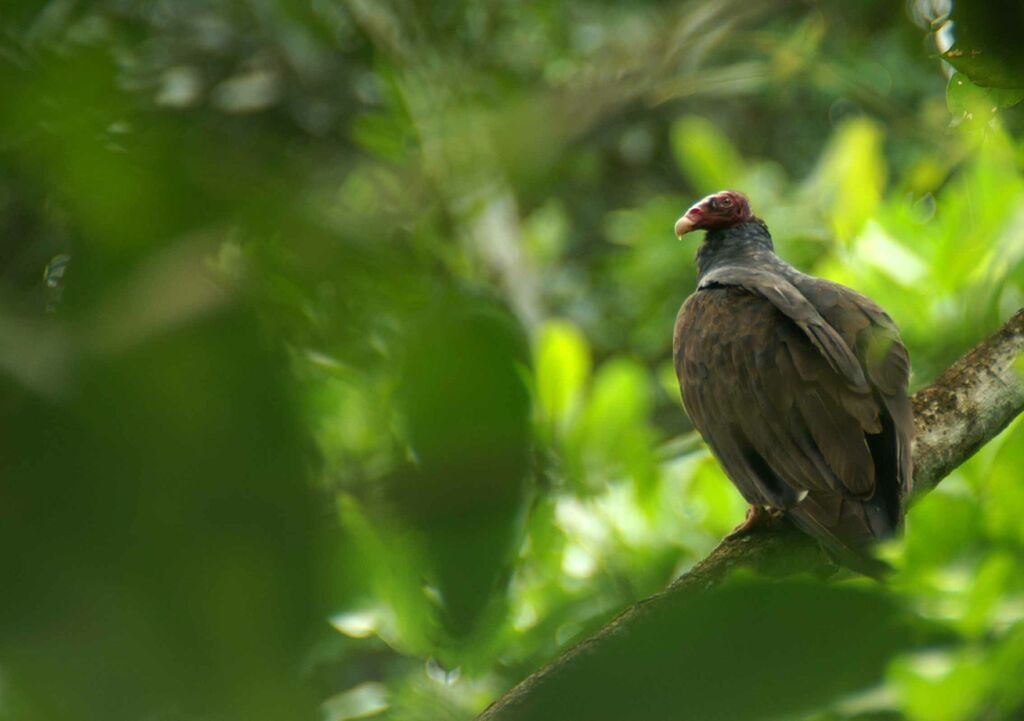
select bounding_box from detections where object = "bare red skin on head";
[674,190,753,237]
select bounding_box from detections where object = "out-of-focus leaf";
[960,552,1015,637]
[523,199,570,263]
[601,196,695,359]
[670,115,745,192]
[304,372,387,470]
[0,296,325,721]
[981,420,1024,547]
[385,292,532,659]
[808,118,886,242]
[903,487,983,569]
[351,111,415,162]
[768,13,825,80]
[321,681,389,721]
[946,73,1023,132]
[892,650,990,721]
[685,454,747,538]
[603,197,682,250]
[988,624,1024,716]
[854,221,928,286]
[535,319,591,434]
[490,578,922,721]
[581,358,656,492]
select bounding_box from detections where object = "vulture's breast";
[673,286,789,391]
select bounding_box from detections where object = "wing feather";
[792,277,915,498]
[699,266,869,391]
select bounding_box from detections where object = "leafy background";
[1,1,1023,720]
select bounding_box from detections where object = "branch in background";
[478,308,1024,721]
[910,308,1024,494]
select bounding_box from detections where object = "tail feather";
[786,495,894,580]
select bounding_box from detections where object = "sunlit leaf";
[670,115,745,193]
[892,650,990,721]
[809,117,886,242]
[946,73,1023,133]
[535,319,591,434]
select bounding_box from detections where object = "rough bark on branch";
[479,308,1024,721]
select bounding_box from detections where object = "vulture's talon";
[726,506,771,539]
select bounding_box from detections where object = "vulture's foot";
[726,505,784,539]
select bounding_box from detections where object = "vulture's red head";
[675,190,753,238]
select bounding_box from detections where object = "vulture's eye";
[720,197,732,207]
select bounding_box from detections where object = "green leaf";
[892,650,991,721]
[809,117,886,242]
[670,115,745,192]
[491,578,922,721]
[940,0,1024,89]
[686,454,747,538]
[523,198,570,263]
[946,73,1023,131]
[535,319,591,433]
[581,358,658,494]
[583,359,651,453]
[903,488,984,569]
[391,294,532,654]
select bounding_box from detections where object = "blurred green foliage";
[1,1,1024,720]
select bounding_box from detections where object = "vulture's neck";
[696,220,786,281]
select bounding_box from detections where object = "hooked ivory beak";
[674,208,700,238]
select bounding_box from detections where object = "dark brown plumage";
[672,191,913,571]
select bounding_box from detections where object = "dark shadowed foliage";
[488,578,928,721]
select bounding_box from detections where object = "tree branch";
[909,309,1024,494]
[479,308,1024,721]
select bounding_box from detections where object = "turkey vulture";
[672,190,913,572]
